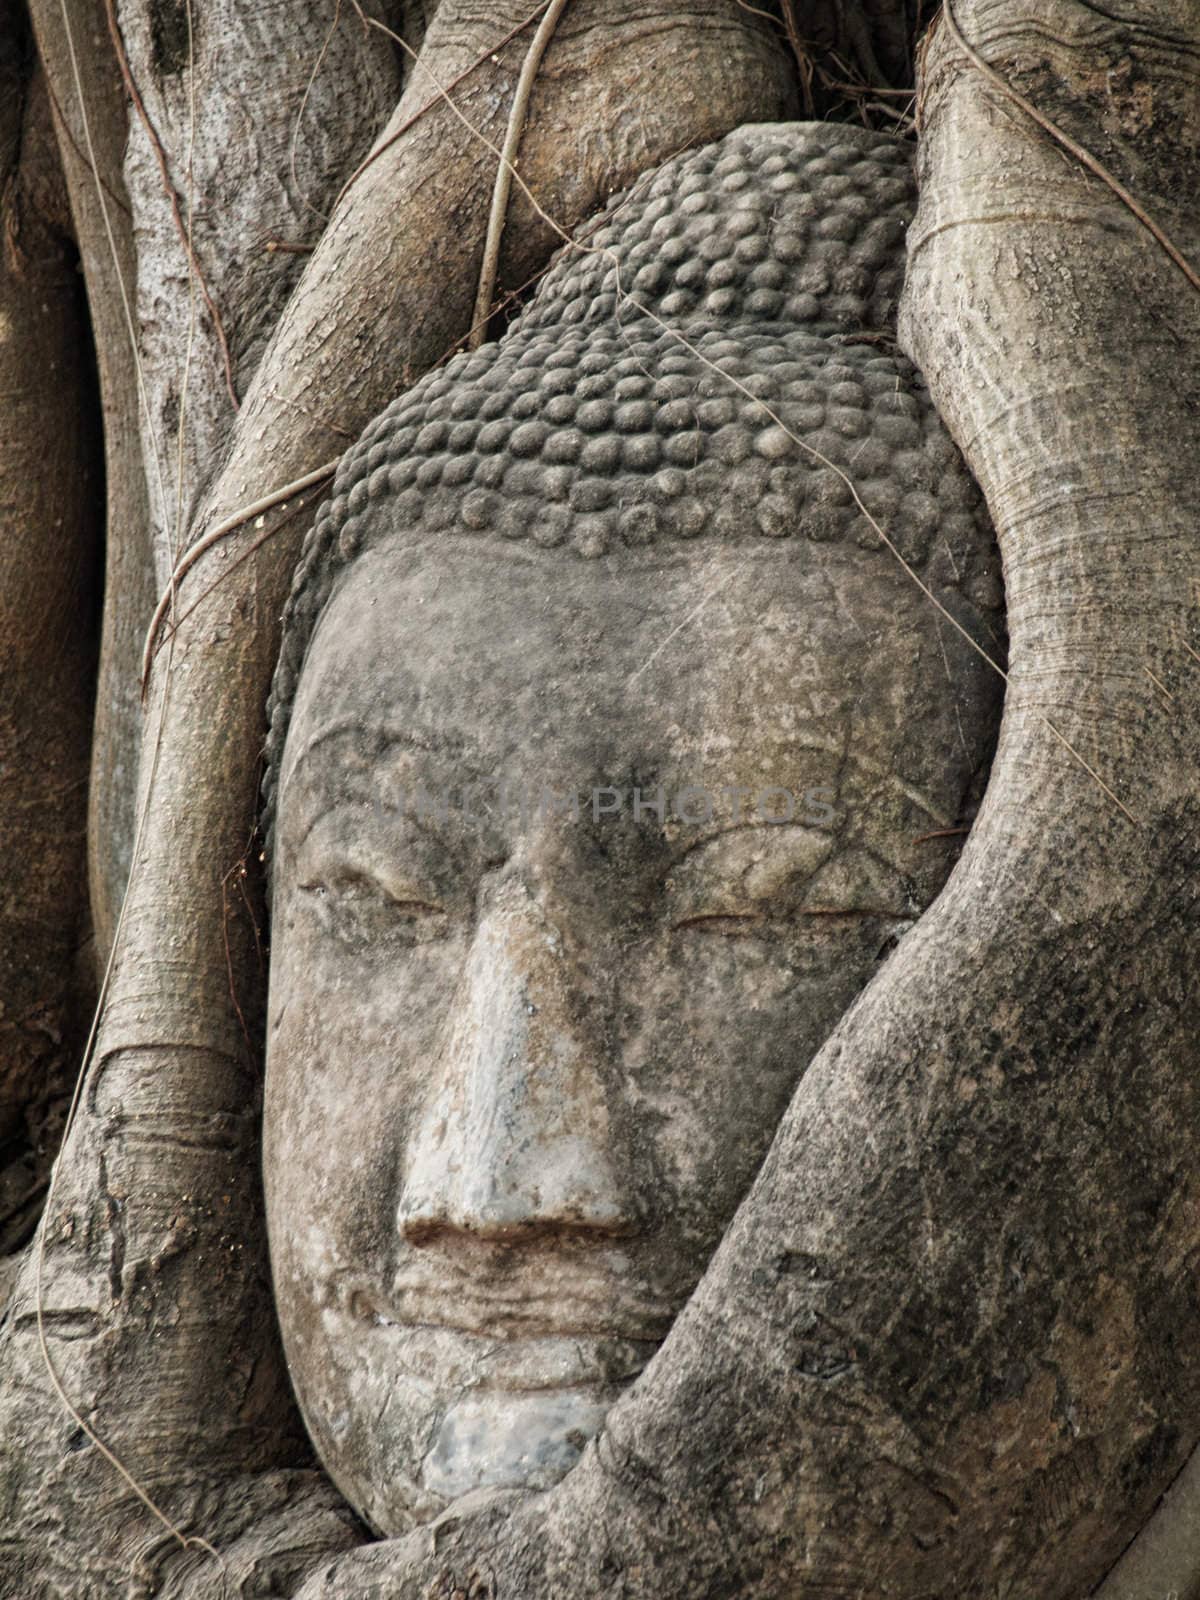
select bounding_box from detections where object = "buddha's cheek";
[263,926,469,1337]
[616,927,888,1279]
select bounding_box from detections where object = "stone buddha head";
[261,124,1004,1536]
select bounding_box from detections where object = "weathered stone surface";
[259,122,1005,1540]
[263,124,998,845]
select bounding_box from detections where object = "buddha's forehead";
[283,534,988,830]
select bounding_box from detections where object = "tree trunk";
[291,4,1200,1595]
[0,13,100,1254]
[26,0,153,963]
[0,5,796,1592]
[3,1,1198,1594]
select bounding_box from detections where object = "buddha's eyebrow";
[283,718,486,787]
[281,720,500,858]
[289,793,464,864]
[665,819,836,872]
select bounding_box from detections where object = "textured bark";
[277,3,1200,1596]
[0,5,796,1593]
[1097,1441,1200,1600]
[4,0,1196,1594]
[115,0,405,584]
[803,0,923,89]
[906,8,1200,1594]
[26,0,154,963]
[0,21,100,1247]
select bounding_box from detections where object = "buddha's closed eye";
[298,866,449,947]
[299,868,440,906]
[292,805,464,946]
[665,825,917,943]
[295,815,919,950]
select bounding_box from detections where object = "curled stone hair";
[261,121,1003,852]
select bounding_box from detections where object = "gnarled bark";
[0,18,99,1253]
[0,6,796,1592]
[281,3,1200,1595]
[6,1,1197,1594]
[114,0,406,584]
[27,0,154,964]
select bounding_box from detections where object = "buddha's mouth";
[333,1241,683,1348]
[342,1281,673,1347]
[333,1285,663,1395]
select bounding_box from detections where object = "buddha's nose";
[397,881,640,1244]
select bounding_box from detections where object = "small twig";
[140,459,339,690]
[101,0,241,408]
[1040,718,1139,825]
[941,0,1200,298]
[470,0,573,350]
[263,235,315,254]
[41,69,132,217]
[1144,666,1173,701]
[333,5,546,215]
[441,167,650,356]
[824,80,917,97]
[732,0,778,22]
[812,47,906,130]
[779,0,817,117]
[857,97,916,128]
[913,825,970,845]
[152,494,311,654]
[288,0,340,224]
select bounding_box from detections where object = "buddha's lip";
[341,1304,659,1393]
[339,1280,674,1345]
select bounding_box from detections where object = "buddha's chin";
[328,1380,628,1537]
[298,1318,658,1536]
[417,1381,625,1503]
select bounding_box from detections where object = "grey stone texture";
[263,122,1000,847]
[259,120,1007,1537]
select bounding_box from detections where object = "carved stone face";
[264,528,996,1534]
